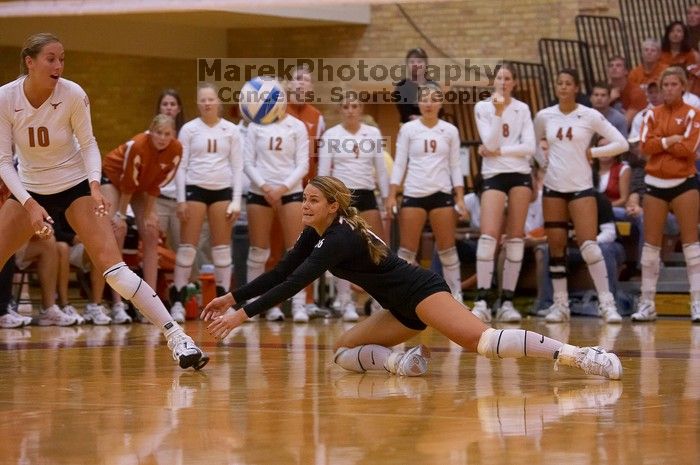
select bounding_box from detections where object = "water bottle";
[199,264,216,308]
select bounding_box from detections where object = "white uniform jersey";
[176,118,244,210]
[474,97,535,177]
[534,104,628,193]
[390,119,463,197]
[317,123,389,198]
[0,77,101,204]
[244,114,309,195]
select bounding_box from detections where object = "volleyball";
[239,76,286,125]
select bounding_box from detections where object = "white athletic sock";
[683,242,700,300]
[212,244,232,291]
[334,345,393,373]
[641,243,661,302]
[104,262,172,328]
[477,328,563,360]
[174,244,197,291]
[476,235,497,290]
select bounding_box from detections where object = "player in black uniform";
[203,176,623,379]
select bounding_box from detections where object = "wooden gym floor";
[0,315,698,465]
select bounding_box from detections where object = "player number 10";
[28,126,50,147]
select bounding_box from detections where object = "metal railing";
[576,15,630,81]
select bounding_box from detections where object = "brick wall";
[0,47,199,153]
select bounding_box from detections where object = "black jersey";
[233,217,448,321]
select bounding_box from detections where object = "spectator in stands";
[661,21,700,68]
[590,81,629,138]
[387,82,467,302]
[393,48,436,123]
[687,3,700,51]
[593,140,631,214]
[628,39,666,91]
[607,56,648,124]
[633,66,700,323]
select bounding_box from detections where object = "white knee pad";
[476,235,497,261]
[176,244,197,268]
[103,262,141,299]
[683,242,700,268]
[397,247,417,264]
[580,240,604,265]
[247,246,270,265]
[211,245,232,268]
[505,238,525,263]
[438,246,460,267]
[640,243,661,268]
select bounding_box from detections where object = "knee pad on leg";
[247,246,270,266]
[212,245,232,268]
[549,255,567,279]
[104,262,141,299]
[476,235,497,261]
[397,247,417,264]
[505,238,525,263]
[175,244,197,268]
[580,240,604,265]
[683,242,700,268]
[640,243,661,268]
[438,246,460,267]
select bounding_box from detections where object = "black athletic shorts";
[401,191,455,212]
[185,185,232,205]
[645,177,699,202]
[10,180,91,222]
[543,186,596,201]
[350,189,378,212]
[246,191,303,207]
[387,269,451,331]
[482,172,532,194]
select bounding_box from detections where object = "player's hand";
[225,201,240,222]
[207,308,249,340]
[201,292,236,321]
[23,198,54,239]
[492,93,505,116]
[89,181,109,217]
[454,199,469,221]
[386,196,398,219]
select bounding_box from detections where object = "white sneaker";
[555,382,623,415]
[167,332,209,370]
[83,303,112,325]
[292,303,309,323]
[691,300,700,323]
[554,344,622,380]
[62,305,85,325]
[170,302,186,323]
[111,302,133,324]
[598,294,622,324]
[471,300,492,323]
[631,299,657,322]
[545,299,570,323]
[385,345,431,376]
[8,308,32,326]
[342,302,359,322]
[38,305,77,326]
[0,311,27,328]
[495,301,521,323]
[266,306,285,322]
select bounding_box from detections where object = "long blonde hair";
[309,176,388,265]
